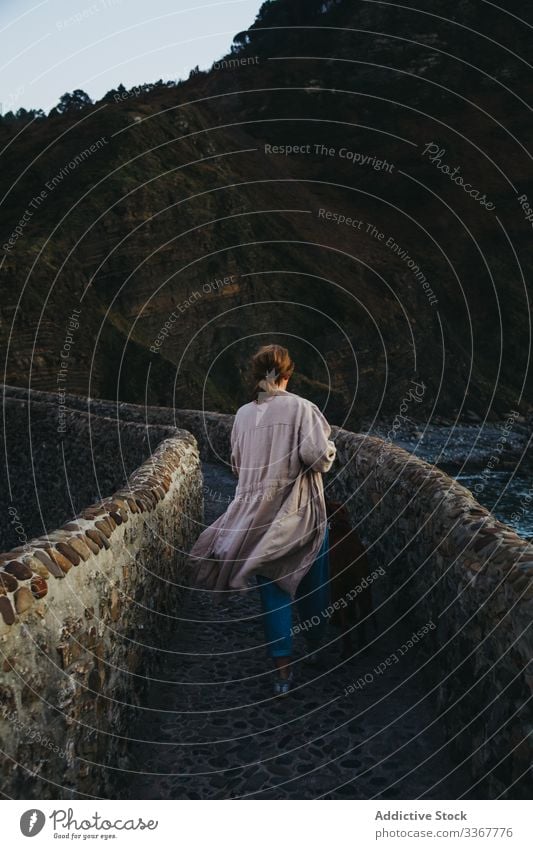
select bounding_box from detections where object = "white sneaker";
[273,670,294,697]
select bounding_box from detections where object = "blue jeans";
[256,525,330,658]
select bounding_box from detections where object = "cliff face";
[0,0,531,427]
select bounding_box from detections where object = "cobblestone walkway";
[124,463,473,799]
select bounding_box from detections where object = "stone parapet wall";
[0,391,202,798]
[326,430,532,798]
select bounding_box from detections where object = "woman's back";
[232,388,335,484]
[231,390,314,491]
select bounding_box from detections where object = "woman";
[188,344,337,696]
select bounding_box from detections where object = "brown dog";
[326,497,375,657]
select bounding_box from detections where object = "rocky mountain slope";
[1,0,531,428]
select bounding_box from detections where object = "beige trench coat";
[187,387,336,599]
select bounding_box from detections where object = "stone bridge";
[0,385,531,799]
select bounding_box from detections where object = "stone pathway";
[123,463,474,800]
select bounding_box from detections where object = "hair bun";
[250,344,295,400]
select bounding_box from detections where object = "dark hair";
[250,344,295,400]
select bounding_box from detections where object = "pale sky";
[0,0,262,114]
